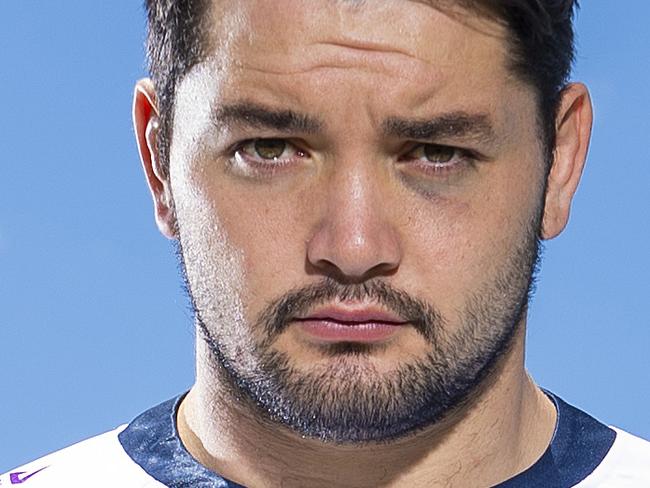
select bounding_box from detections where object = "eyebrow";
[211,101,323,134]
[382,112,496,143]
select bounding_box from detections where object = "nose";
[306,161,402,283]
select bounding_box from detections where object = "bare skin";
[176,329,556,487]
[134,0,592,486]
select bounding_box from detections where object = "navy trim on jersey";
[118,391,616,488]
[118,395,245,488]
[498,392,616,487]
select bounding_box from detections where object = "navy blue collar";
[119,391,615,487]
[497,391,615,487]
[118,394,245,488]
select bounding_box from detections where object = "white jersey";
[0,426,163,488]
[2,392,649,487]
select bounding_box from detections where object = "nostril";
[305,232,401,283]
[305,182,403,281]
[305,259,397,285]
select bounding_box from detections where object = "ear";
[133,79,177,239]
[541,83,593,239]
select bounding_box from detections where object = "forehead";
[203,0,509,74]
[172,0,531,152]
[197,0,508,98]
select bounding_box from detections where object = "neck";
[178,325,556,487]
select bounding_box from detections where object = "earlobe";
[133,79,177,239]
[541,83,593,239]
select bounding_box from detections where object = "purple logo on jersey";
[8,467,48,484]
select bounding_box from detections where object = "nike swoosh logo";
[9,467,48,484]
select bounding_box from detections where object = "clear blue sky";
[1,2,648,473]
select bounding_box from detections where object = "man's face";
[168,0,546,442]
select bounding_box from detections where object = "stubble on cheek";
[168,59,264,377]
[174,187,254,363]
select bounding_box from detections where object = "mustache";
[257,279,445,345]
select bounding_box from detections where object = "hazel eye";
[403,143,468,168]
[228,138,308,179]
[423,144,456,164]
[254,139,287,160]
[237,138,304,163]
[398,142,479,179]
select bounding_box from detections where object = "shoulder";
[0,427,165,488]
[576,428,650,487]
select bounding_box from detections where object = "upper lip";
[295,305,408,325]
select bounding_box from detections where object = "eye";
[239,138,304,162]
[408,143,461,165]
[252,139,289,160]
[400,143,475,175]
[423,144,456,164]
[228,138,308,178]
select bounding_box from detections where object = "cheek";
[174,189,245,302]
[400,158,543,311]
[181,171,315,309]
[168,155,246,318]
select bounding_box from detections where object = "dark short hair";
[144,0,578,174]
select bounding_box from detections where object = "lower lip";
[296,320,404,343]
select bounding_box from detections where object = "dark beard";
[180,220,542,444]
